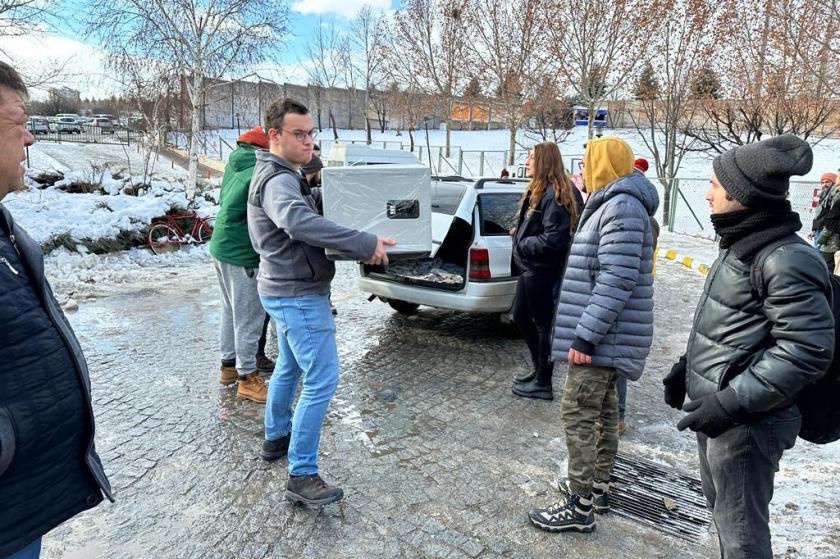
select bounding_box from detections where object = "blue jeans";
[6,538,41,559]
[616,375,627,419]
[260,293,339,476]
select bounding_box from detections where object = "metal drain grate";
[609,452,713,543]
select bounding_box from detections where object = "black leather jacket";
[685,240,834,415]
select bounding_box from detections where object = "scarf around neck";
[711,203,802,260]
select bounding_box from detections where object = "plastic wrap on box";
[321,165,432,260]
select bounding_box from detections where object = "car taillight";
[469,247,491,280]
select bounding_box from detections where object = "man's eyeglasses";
[283,128,317,142]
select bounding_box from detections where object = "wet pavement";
[42,259,718,559]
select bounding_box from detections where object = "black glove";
[676,387,742,438]
[663,355,687,410]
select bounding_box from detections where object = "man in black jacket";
[0,62,112,559]
[664,135,834,558]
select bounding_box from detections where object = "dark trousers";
[697,405,800,559]
[512,272,560,378]
[257,313,271,356]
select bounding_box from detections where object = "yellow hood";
[584,136,635,193]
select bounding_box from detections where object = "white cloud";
[0,34,119,100]
[291,0,390,19]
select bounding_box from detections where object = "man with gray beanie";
[663,135,835,557]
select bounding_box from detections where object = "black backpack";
[751,235,840,444]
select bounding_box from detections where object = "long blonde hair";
[525,142,579,233]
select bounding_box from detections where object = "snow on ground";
[44,245,214,303]
[8,142,219,251]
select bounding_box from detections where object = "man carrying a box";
[247,98,393,506]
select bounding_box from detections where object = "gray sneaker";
[286,473,344,506]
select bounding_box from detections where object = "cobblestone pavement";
[41,258,718,559]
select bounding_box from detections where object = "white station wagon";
[357,177,527,316]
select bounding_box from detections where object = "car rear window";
[431,182,467,215]
[477,193,522,236]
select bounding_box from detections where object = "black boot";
[512,362,554,400]
[513,364,538,384]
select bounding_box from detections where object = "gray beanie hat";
[712,134,813,208]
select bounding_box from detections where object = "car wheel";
[387,300,420,315]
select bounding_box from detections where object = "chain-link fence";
[663,178,817,239]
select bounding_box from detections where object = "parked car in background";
[89,117,115,134]
[51,117,82,134]
[27,117,50,135]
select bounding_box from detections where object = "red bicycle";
[147,211,215,255]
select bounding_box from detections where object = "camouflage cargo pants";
[561,364,621,495]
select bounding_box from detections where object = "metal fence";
[664,178,817,239]
[32,128,142,146]
[163,131,591,178]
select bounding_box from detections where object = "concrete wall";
[198,78,372,131]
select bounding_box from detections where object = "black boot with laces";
[285,473,344,506]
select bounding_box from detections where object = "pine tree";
[634,62,660,100]
[690,65,722,99]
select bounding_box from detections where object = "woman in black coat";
[510,142,582,400]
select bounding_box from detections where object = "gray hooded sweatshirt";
[247,150,377,298]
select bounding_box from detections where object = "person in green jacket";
[209,126,275,403]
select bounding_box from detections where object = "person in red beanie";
[208,126,275,403]
[634,157,649,174]
[811,171,838,252]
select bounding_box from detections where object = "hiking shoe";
[260,434,290,462]
[236,372,267,403]
[558,478,611,514]
[256,354,276,374]
[219,365,238,386]
[285,473,344,506]
[512,379,554,400]
[619,418,626,437]
[527,493,595,533]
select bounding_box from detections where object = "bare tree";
[87,0,290,198]
[350,6,386,144]
[686,0,837,153]
[468,0,546,165]
[626,0,728,227]
[305,17,348,140]
[0,0,51,38]
[521,76,575,144]
[388,0,472,157]
[544,0,654,138]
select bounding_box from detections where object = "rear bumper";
[357,276,516,313]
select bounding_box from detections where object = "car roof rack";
[473,178,529,189]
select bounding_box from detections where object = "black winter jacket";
[512,186,583,276]
[0,204,112,557]
[685,239,834,415]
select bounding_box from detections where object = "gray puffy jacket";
[686,240,834,414]
[551,172,659,379]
